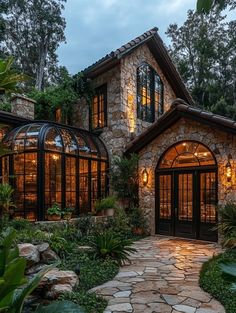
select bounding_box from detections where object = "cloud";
[56,0,234,74]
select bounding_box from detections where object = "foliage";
[89,231,137,265]
[60,291,107,313]
[108,207,132,239]
[110,154,139,208]
[28,72,93,123]
[0,57,28,94]
[166,10,236,119]
[0,183,16,215]
[129,207,148,231]
[216,202,236,247]
[0,101,11,112]
[47,203,62,216]
[35,300,85,313]
[63,207,75,213]
[0,227,54,313]
[200,250,236,313]
[3,0,66,91]
[220,262,236,290]
[95,196,117,213]
[196,0,236,13]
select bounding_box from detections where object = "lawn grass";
[199,249,236,313]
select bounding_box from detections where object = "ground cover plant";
[0,207,144,313]
[200,249,236,313]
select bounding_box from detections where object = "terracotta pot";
[105,208,115,217]
[132,227,144,235]
[47,214,61,221]
[63,213,72,220]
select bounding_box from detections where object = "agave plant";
[89,231,137,265]
[220,262,236,291]
[0,57,28,95]
[0,183,16,215]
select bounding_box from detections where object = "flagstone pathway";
[91,236,225,313]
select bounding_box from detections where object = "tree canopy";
[197,0,236,13]
[3,0,66,91]
[167,10,236,119]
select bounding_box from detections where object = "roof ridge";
[83,27,158,73]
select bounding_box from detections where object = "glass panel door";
[175,172,196,238]
[178,173,193,221]
[200,172,216,223]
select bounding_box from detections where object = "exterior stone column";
[11,94,36,120]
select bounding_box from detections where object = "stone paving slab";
[91,236,225,313]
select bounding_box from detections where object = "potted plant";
[62,207,74,220]
[0,183,16,219]
[47,203,62,221]
[129,207,148,236]
[95,196,117,217]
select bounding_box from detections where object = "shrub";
[129,207,148,234]
[95,196,117,213]
[110,154,139,208]
[200,250,236,313]
[107,207,132,238]
[0,183,16,216]
[217,202,236,247]
[89,231,137,265]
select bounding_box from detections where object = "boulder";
[36,243,50,253]
[41,268,78,287]
[41,248,60,263]
[18,243,40,266]
[45,284,73,299]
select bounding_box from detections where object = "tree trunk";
[35,44,48,91]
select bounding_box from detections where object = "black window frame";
[90,84,107,130]
[137,63,164,123]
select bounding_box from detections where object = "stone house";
[1,28,236,242]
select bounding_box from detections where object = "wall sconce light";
[226,160,232,182]
[52,154,59,161]
[142,168,149,186]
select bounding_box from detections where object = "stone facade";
[138,117,236,235]
[11,94,35,120]
[73,43,176,157]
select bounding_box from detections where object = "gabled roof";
[125,99,236,155]
[83,27,194,105]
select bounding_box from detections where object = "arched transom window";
[137,63,163,123]
[159,141,216,168]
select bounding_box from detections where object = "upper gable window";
[91,84,107,130]
[137,63,163,123]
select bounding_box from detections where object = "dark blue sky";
[57,0,235,74]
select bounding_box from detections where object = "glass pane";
[1,156,9,183]
[159,142,216,169]
[159,175,172,219]
[75,132,91,157]
[200,172,216,223]
[25,124,42,150]
[44,128,63,152]
[178,173,193,221]
[60,129,77,154]
[91,161,98,212]
[79,159,89,214]
[44,153,62,209]
[65,157,76,208]
[101,162,107,198]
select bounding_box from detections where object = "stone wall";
[137,117,236,235]
[72,43,177,157]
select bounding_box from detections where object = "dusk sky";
[57,0,236,74]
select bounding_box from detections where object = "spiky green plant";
[216,202,236,247]
[220,262,236,291]
[0,183,16,215]
[0,57,28,94]
[89,231,137,265]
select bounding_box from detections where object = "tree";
[3,0,66,91]
[197,0,236,13]
[166,10,236,118]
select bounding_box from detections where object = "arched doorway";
[155,141,217,242]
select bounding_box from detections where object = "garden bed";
[199,249,236,313]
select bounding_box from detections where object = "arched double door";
[156,141,218,242]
